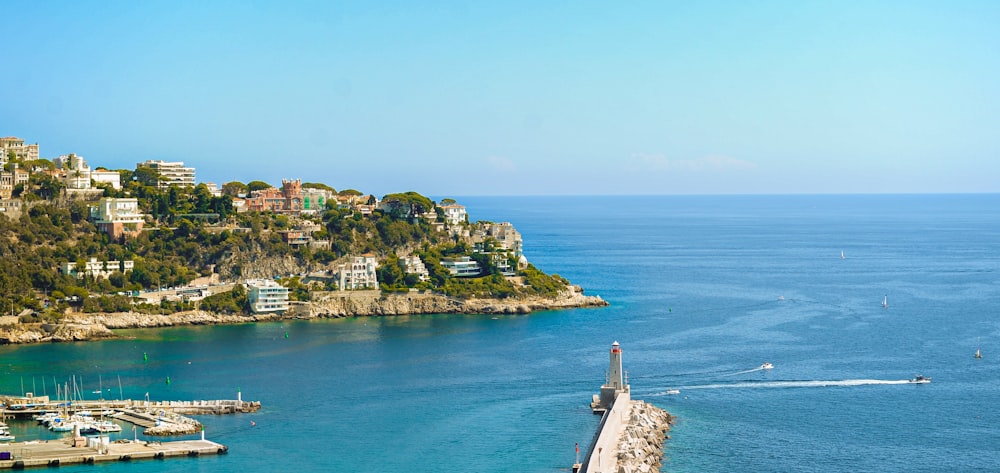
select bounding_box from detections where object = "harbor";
[0,393,259,469]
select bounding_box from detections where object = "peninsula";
[0,136,606,345]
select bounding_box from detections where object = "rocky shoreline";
[0,286,607,345]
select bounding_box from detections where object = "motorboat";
[908,375,931,384]
[760,362,774,370]
[665,389,681,395]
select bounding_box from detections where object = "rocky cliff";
[0,286,607,345]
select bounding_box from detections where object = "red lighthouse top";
[611,341,621,353]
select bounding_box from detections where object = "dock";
[0,437,227,469]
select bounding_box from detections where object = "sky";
[2,1,999,196]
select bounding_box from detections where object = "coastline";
[0,285,607,345]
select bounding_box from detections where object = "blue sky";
[2,1,998,195]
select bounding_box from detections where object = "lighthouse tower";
[599,341,629,408]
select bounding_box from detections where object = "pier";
[576,342,672,473]
[0,437,227,469]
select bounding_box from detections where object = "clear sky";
[3,1,999,196]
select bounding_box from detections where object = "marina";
[0,394,258,469]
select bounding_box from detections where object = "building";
[244,179,303,214]
[57,154,93,190]
[439,203,467,225]
[440,256,482,277]
[90,197,145,240]
[60,258,134,279]
[91,170,122,190]
[0,137,39,164]
[301,187,332,214]
[247,279,290,314]
[136,160,196,188]
[402,255,429,281]
[337,255,378,290]
[473,222,526,270]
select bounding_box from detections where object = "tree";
[134,166,162,187]
[338,189,363,196]
[303,182,335,192]
[247,180,272,193]
[222,181,248,197]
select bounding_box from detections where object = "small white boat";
[975,337,983,359]
[0,423,14,442]
[665,389,681,395]
[777,296,785,301]
[840,250,845,260]
[908,375,931,384]
[760,362,774,370]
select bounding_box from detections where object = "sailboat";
[882,295,888,309]
[975,338,982,359]
[840,250,845,260]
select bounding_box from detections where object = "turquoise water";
[1,194,999,472]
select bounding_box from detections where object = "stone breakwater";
[0,286,607,345]
[615,400,675,473]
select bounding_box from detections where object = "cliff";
[0,286,607,345]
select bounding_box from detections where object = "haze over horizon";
[3,1,999,196]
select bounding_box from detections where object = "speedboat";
[760,362,774,370]
[665,389,681,395]
[908,375,931,384]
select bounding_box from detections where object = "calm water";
[1,194,998,472]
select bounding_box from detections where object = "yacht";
[0,423,14,442]
[760,362,774,370]
[908,375,931,384]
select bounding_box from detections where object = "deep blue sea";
[2,194,999,472]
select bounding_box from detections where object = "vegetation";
[0,164,572,320]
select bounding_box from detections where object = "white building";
[57,154,92,190]
[338,255,379,290]
[402,255,429,281]
[136,160,196,188]
[91,170,122,190]
[439,203,467,225]
[440,256,482,277]
[90,197,145,239]
[60,258,134,279]
[247,279,290,313]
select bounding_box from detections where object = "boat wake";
[720,366,770,377]
[648,379,912,395]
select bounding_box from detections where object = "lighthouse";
[608,341,623,390]
[598,341,629,409]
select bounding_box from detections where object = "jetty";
[0,435,227,469]
[575,342,673,473]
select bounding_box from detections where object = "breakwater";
[579,342,673,473]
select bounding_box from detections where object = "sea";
[1,194,999,472]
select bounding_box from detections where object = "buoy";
[165,376,171,385]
